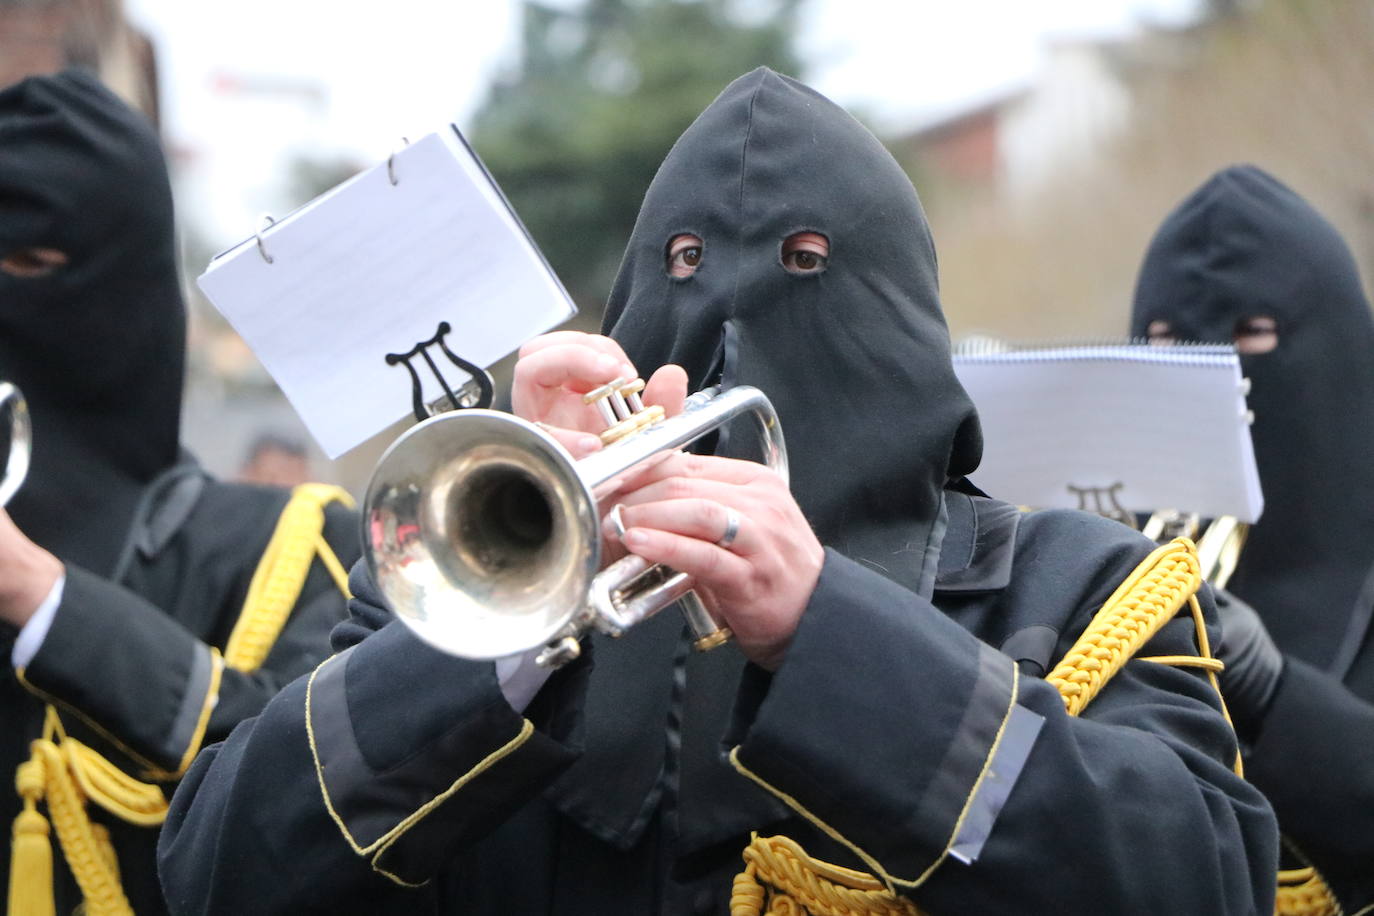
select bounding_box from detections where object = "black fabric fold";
[542,605,683,850]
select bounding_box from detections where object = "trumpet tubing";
[0,381,31,508]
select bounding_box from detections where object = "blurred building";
[0,0,159,122]
[890,36,1135,204]
[887,0,1373,345]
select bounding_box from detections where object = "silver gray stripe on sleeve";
[948,702,1044,864]
[911,642,1016,839]
[161,640,214,762]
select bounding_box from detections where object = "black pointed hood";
[0,69,186,575]
[1130,165,1374,682]
[552,68,981,856]
[604,67,981,596]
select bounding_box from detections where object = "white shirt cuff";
[494,646,554,712]
[12,573,65,669]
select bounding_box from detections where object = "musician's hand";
[603,452,823,671]
[512,331,686,459]
[0,508,63,628]
[1214,588,1284,732]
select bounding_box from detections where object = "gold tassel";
[9,756,56,916]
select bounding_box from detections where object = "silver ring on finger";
[717,507,741,549]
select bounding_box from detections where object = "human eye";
[780,232,829,275]
[666,234,703,278]
[1234,315,1278,354]
[1145,320,1176,345]
[0,246,69,279]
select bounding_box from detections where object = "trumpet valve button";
[584,377,628,428]
[600,404,666,445]
[536,636,582,669]
[692,627,733,652]
[618,379,647,413]
[582,377,628,405]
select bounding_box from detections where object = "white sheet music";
[197,128,577,458]
[953,343,1264,522]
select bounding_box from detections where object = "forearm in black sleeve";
[1246,656,1374,863]
[19,533,354,777]
[159,611,588,912]
[728,550,1279,915]
[19,565,223,776]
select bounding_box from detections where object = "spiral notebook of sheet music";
[197,127,577,459]
[952,342,1264,522]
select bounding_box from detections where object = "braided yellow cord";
[61,738,168,827]
[223,483,354,673]
[1276,867,1340,916]
[15,739,133,916]
[730,835,924,916]
[1046,537,1202,716]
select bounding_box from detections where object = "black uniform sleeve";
[1246,656,1374,908]
[17,501,358,778]
[727,549,1279,915]
[157,563,589,913]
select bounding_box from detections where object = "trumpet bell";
[363,384,785,665]
[364,409,600,659]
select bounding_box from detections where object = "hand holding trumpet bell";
[510,332,822,672]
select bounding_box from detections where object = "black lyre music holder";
[1067,481,1135,529]
[386,321,495,422]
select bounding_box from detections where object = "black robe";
[1130,164,1374,909]
[158,496,1275,914]
[0,70,361,915]
[161,70,1274,914]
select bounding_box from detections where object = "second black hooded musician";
[1132,164,1374,914]
[159,69,1277,915]
[0,70,360,915]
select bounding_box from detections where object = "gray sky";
[130,0,1197,149]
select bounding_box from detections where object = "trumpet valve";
[600,404,665,446]
[536,635,583,669]
[618,378,646,414]
[583,377,631,426]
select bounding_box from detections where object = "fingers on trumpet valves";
[582,377,662,444]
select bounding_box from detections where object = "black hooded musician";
[158,69,1278,915]
[0,70,360,915]
[1132,164,1374,914]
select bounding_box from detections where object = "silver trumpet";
[362,382,786,668]
[0,382,31,507]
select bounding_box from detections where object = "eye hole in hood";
[666,234,704,278]
[1,246,69,279]
[779,231,828,276]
